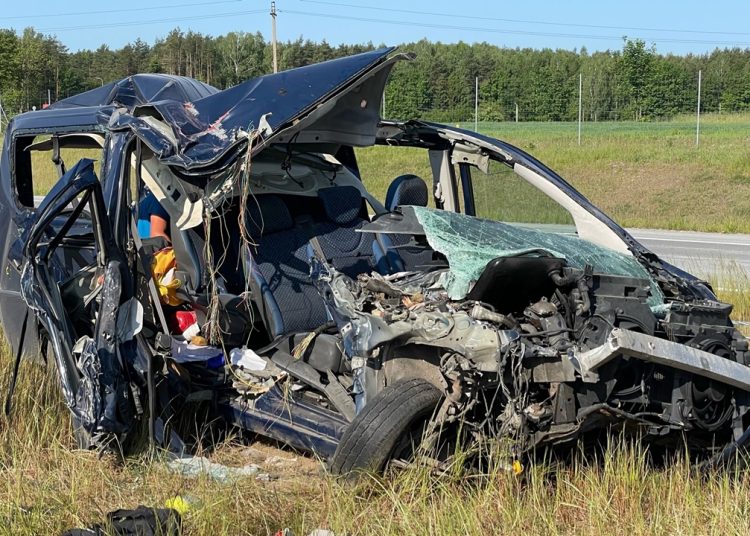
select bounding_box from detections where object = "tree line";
[1,27,750,123]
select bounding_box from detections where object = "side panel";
[14,158,138,443]
[222,388,349,459]
[0,130,40,358]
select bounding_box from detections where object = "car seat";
[374,174,434,271]
[312,186,384,277]
[244,194,329,337]
[385,174,429,210]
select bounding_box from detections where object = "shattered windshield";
[412,206,664,306]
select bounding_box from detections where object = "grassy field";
[15,113,750,231]
[3,341,750,535]
[357,113,750,233]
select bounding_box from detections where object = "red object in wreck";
[174,310,198,334]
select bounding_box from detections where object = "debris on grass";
[165,455,271,483]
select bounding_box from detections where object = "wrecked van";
[2,47,750,473]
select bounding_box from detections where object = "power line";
[281,9,750,47]
[38,9,267,33]
[300,0,750,37]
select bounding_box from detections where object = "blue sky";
[4,0,750,54]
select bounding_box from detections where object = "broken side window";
[355,145,434,209]
[13,133,104,208]
[471,159,575,227]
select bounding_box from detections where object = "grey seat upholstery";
[313,186,382,278]
[245,195,329,337]
[385,174,429,210]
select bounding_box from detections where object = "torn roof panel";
[31,48,398,175]
[184,47,395,131]
[116,48,394,170]
[105,47,397,171]
[50,74,218,110]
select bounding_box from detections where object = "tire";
[329,378,443,475]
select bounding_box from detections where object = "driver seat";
[374,174,433,271]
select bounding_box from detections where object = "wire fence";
[382,69,728,146]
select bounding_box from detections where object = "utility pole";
[577,72,582,146]
[474,76,478,132]
[696,69,702,146]
[515,102,519,123]
[47,89,51,107]
[270,1,278,74]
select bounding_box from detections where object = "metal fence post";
[578,72,582,146]
[696,69,702,146]
[474,76,478,132]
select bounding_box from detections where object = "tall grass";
[706,261,750,326]
[2,330,750,533]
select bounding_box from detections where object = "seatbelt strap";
[308,236,328,266]
[131,215,176,450]
[130,217,170,338]
[4,309,29,416]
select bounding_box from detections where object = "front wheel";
[329,378,443,475]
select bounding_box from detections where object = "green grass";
[28,143,101,196]
[357,113,750,233]
[3,338,750,534]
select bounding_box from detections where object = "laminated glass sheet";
[413,206,664,306]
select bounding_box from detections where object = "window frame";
[10,126,105,211]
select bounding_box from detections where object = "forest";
[1,26,750,122]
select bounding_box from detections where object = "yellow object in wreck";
[151,247,184,306]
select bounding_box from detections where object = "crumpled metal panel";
[73,336,103,432]
[18,258,80,408]
[309,250,497,365]
[106,47,396,171]
[91,260,134,436]
[412,206,665,306]
[13,160,136,442]
[50,74,218,110]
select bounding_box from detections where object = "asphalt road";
[515,222,750,281]
[628,228,750,281]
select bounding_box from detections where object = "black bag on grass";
[61,505,181,536]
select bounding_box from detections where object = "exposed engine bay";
[311,239,750,464]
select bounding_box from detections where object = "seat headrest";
[317,186,363,225]
[385,174,428,211]
[246,195,293,236]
